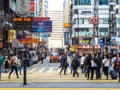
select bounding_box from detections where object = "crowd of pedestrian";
[59,51,120,82]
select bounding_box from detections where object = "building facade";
[48,11,64,49]
[71,0,120,46]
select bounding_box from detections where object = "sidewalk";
[0,82,120,88]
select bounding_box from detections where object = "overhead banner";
[31,21,52,32]
[16,0,29,14]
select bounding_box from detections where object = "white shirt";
[102,58,110,67]
[80,56,85,65]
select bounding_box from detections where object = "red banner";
[30,1,34,12]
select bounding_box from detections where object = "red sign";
[30,1,34,12]
[89,17,98,24]
[33,17,50,21]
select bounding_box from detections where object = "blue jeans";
[29,59,32,66]
[0,66,2,80]
[116,68,120,82]
[17,66,22,75]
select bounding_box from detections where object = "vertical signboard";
[16,0,29,14]
[64,32,70,45]
[8,30,16,43]
[29,1,34,12]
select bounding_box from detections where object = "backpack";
[0,56,4,65]
[72,57,80,67]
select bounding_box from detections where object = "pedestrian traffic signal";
[106,37,111,45]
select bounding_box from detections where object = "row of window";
[73,18,120,24]
[74,0,108,5]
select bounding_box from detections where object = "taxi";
[50,53,60,63]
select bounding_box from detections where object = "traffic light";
[106,37,111,45]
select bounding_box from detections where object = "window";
[118,18,120,24]
[74,0,91,6]
[99,18,108,24]
[84,19,89,24]
[99,0,108,5]
[74,19,83,24]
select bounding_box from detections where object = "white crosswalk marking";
[67,68,71,73]
[27,67,82,75]
[28,68,36,73]
[48,68,53,73]
[39,67,45,73]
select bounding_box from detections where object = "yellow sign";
[8,30,16,43]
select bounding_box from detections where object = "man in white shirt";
[80,54,86,73]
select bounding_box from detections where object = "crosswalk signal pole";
[22,28,27,85]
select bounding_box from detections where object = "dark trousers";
[41,58,43,64]
[81,64,84,73]
[86,66,91,79]
[103,66,109,78]
[91,67,99,79]
[60,66,67,75]
[98,66,101,79]
[115,68,120,82]
[73,66,79,77]
[8,66,19,78]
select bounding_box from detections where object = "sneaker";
[17,77,20,78]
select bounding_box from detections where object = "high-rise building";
[71,0,119,45]
[48,11,64,48]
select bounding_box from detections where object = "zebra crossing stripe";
[77,69,80,73]
[67,68,71,73]
[39,67,45,73]
[28,68,36,73]
[48,68,53,73]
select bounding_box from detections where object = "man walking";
[59,53,67,75]
[71,54,79,77]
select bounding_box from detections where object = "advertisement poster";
[29,1,34,12]
[32,21,52,32]
[16,0,29,14]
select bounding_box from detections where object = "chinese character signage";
[31,21,52,32]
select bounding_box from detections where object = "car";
[50,53,60,63]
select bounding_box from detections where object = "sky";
[48,0,64,11]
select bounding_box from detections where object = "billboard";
[32,21,52,32]
[16,0,29,14]
[29,1,34,12]
[64,32,70,45]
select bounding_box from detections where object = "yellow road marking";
[48,68,53,73]
[39,67,45,73]
[58,68,60,73]
[28,68,36,73]
[0,88,120,90]
[77,69,80,73]
[67,68,71,73]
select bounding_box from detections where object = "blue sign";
[64,32,70,45]
[99,39,104,48]
[31,21,52,32]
